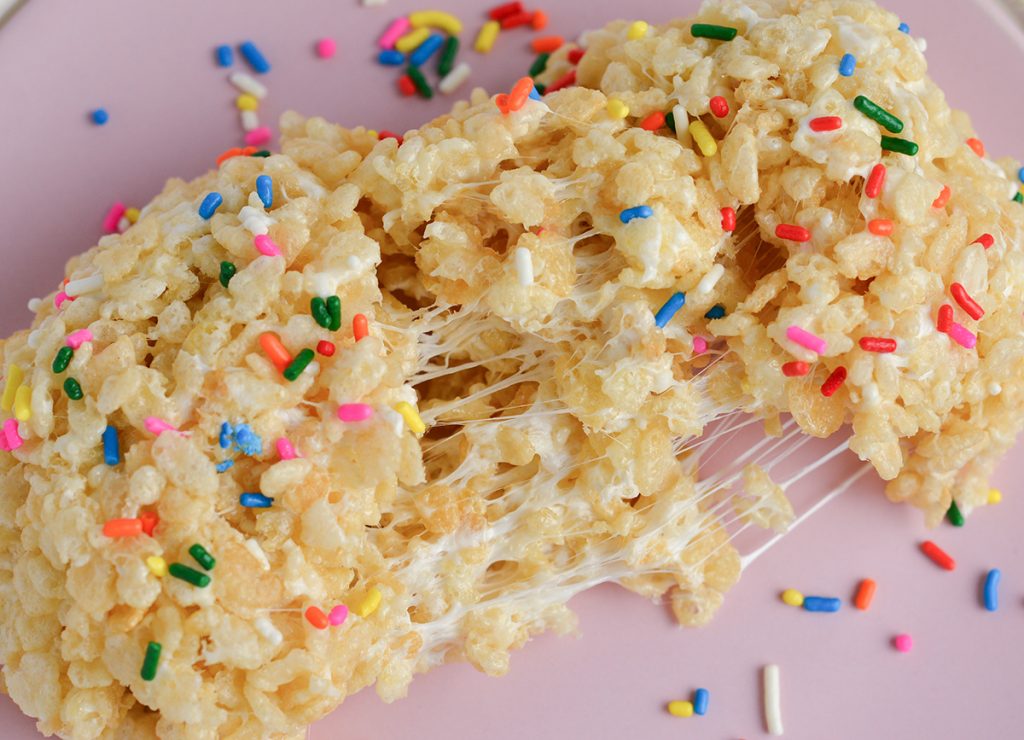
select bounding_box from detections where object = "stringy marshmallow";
[1,1,1022,737]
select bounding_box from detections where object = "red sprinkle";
[709,96,730,118]
[488,1,522,20]
[809,115,843,132]
[775,224,811,242]
[973,233,994,249]
[378,130,403,146]
[316,340,336,357]
[397,75,416,97]
[820,366,847,397]
[500,11,533,29]
[932,184,952,209]
[859,336,897,353]
[720,206,736,232]
[640,111,665,131]
[531,35,563,54]
[920,540,956,571]
[966,137,986,157]
[545,68,576,94]
[865,164,887,199]
[139,511,159,536]
[531,10,549,30]
[353,313,369,341]
[950,283,984,320]
[936,304,954,333]
[868,219,894,236]
[305,606,330,630]
[568,48,585,64]
[782,361,810,377]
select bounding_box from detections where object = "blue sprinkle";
[898,22,910,33]
[232,424,263,456]
[704,304,726,320]
[528,86,542,101]
[240,492,275,508]
[256,175,273,208]
[102,425,120,466]
[216,44,234,67]
[1017,166,1024,184]
[839,53,857,77]
[199,192,223,220]
[216,460,235,473]
[378,49,406,66]
[219,422,233,449]
[802,596,841,613]
[239,41,272,74]
[620,205,653,223]
[409,33,444,67]
[654,292,686,328]
[91,108,109,126]
[984,568,1001,611]
[693,688,709,716]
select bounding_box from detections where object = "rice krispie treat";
[1,0,1022,736]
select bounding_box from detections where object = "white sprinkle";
[764,664,783,736]
[27,329,41,348]
[240,109,260,132]
[513,247,534,286]
[239,205,273,236]
[26,298,41,312]
[438,62,472,95]
[697,263,725,294]
[254,616,283,646]
[243,538,271,571]
[116,216,131,233]
[988,382,1002,396]
[230,72,268,99]
[672,104,689,144]
[64,273,104,297]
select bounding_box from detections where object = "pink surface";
[1,0,1023,738]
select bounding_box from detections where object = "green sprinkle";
[219,261,236,288]
[534,82,547,96]
[189,543,216,570]
[853,95,903,134]
[407,66,433,99]
[880,136,919,156]
[691,23,738,41]
[283,348,315,382]
[140,641,162,681]
[63,377,83,400]
[250,150,271,157]
[665,111,676,134]
[52,346,74,374]
[168,562,210,588]
[438,36,459,77]
[529,52,550,78]
[311,297,332,329]
[947,500,965,527]
[326,296,342,331]
[1015,192,1023,204]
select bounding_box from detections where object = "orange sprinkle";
[640,111,666,131]
[531,35,563,53]
[508,76,534,111]
[259,332,293,373]
[103,518,143,538]
[932,184,951,209]
[353,313,369,341]
[139,511,159,536]
[216,146,258,166]
[966,137,985,157]
[305,605,329,630]
[868,219,894,236]
[853,578,876,610]
[531,9,548,30]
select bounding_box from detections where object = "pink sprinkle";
[254,234,282,257]
[338,403,373,423]
[316,38,337,58]
[144,416,177,435]
[66,329,94,349]
[276,437,299,460]
[378,17,410,49]
[892,634,913,653]
[102,202,126,233]
[947,322,977,349]
[3,419,22,450]
[244,127,272,147]
[54,291,72,310]
[693,336,708,355]
[786,325,827,355]
[328,604,349,626]
[0,433,8,452]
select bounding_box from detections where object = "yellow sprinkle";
[689,119,718,157]
[781,588,804,607]
[988,488,1002,505]
[13,385,31,422]
[627,20,649,40]
[606,98,630,119]
[353,586,382,618]
[667,700,694,717]
[409,10,463,36]
[236,93,260,111]
[475,20,500,54]
[394,401,426,435]
[367,129,378,138]
[395,27,431,54]
[124,207,140,223]
[146,556,168,578]
[1,364,23,412]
